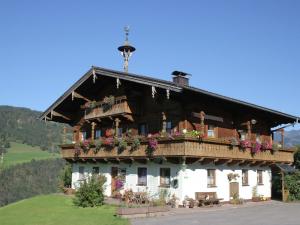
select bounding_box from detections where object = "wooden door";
[229,182,239,198]
[111,167,118,194]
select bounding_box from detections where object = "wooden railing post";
[62,126,67,144]
[200,111,205,136]
[162,112,167,133]
[91,122,96,140]
[280,128,284,148]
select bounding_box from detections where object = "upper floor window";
[139,123,148,136]
[257,170,263,185]
[95,129,101,139]
[207,125,215,137]
[137,167,147,186]
[81,131,87,141]
[79,166,85,180]
[160,168,171,187]
[117,127,123,137]
[207,169,216,187]
[240,131,247,141]
[242,170,249,186]
[256,133,261,143]
[166,121,172,134]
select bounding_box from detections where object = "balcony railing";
[60,136,295,164]
[84,101,132,120]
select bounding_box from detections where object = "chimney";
[172,71,190,86]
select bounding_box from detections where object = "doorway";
[229,182,239,199]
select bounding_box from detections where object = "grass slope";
[0,195,129,225]
[1,142,60,169]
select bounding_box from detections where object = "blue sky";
[0,0,299,128]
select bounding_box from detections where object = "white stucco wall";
[71,161,272,202]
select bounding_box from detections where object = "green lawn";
[0,142,60,169]
[0,194,129,225]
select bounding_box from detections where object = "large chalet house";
[41,66,298,202]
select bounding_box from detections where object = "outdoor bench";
[195,192,223,206]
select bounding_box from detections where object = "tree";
[294,145,300,170]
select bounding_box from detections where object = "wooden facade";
[41,67,298,165]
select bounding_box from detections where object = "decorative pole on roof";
[118,26,136,72]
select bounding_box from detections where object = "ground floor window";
[242,170,248,185]
[137,167,147,186]
[92,167,99,174]
[257,170,263,185]
[79,166,85,180]
[160,168,171,187]
[207,169,216,187]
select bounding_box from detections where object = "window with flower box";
[137,167,147,186]
[160,168,171,187]
[207,169,216,187]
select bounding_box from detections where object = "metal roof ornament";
[152,86,157,98]
[118,26,136,72]
[116,77,121,89]
[166,89,170,100]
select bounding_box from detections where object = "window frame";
[257,170,264,185]
[160,168,171,187]
[242,169,249,186]
[207,125,215,138]
[78,166,85,180]
[207,169,216,187]
[92,167,99,175]
[137,167,147,186]
[138,123,148,136]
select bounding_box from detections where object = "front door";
[111,167,118,194]
[229,182,239,199]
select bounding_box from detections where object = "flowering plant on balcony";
[80,140,91,154]
[229,137,239,147]
[251,141,261,154]
[74,144,81,157]
[130,137,141,151]
[146,137,158,155]
[240,140,251,149]
[261,141,272,151]
[103,137,115,147]
[105,129,115,137]
[117,138,128,152]
[93,139,103,154]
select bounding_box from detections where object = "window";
[257,170,263,185]
[242,170,249,185]
[240,131,246,141]
[166,121,172,134]
[81,131,87,141]
[95,129,102,139]
[256,133,261,143]
[79,166,85,180]
[137,167,147,186]
[207,125,215,137]
[92,167,99,174]
[138,123,148,136]
[207,169,216,187]
[160,168,171,187]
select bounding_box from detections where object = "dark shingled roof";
[40,66,299,123]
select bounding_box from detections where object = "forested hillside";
[0,106,68,153]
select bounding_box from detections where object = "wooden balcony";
[61,137,294,165]
[84,101,133,120]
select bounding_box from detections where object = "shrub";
[130,137,140,151]
[73,175,106,207]
[284,172,300,201]
[59,163,72,188]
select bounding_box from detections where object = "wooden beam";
[215,159,230,165]
[200,158,214,165]
[51,110,71,121]
[239,160,250,166]
[71,91,91,102]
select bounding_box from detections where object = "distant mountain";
[0,106,68,153]
[285,129,300,147]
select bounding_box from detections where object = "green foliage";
[0,158,66,207]
[0,106,70,153]
[59,163,72,188]
[284,171,300,201]
[294,146,300,170]
[73,175,107,207]
[0,195,129,225]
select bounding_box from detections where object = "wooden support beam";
[215,159,230,165]
[51,110,71,121]
[71,91,91,102]
[201,158,214,165]
[239,160,250,166]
